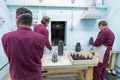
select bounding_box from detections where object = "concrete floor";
[2,73,77,80]
[2,72,120,80]
[2,75,77,80]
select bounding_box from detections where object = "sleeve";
[34,25,38,32]
[43,29,52,50]
[34,36,45,58]
[1,34,8,56]
[92,31,107,47]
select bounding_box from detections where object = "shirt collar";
[17,25,32,31]
[99,27,108,33]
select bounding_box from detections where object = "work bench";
[108,51,119,70]
[42,51,98,80]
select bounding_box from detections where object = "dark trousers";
[93,49,110,80]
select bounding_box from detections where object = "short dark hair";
[98,21,108,26]
[16,7,32,26]
[41,16,50,25]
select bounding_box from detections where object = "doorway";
[51,21,66,46]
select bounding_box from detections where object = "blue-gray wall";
[0,0,12,79]
[7,0,107,51]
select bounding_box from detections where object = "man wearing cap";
[1,7,45,80]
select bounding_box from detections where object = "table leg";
[85,67,94,80]
[109,52,117,69]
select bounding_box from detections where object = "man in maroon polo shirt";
[92,21,115,80]
[1,8,45,80]
[34,16,52,50]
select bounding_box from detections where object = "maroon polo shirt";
[34,24,52,50]
[93,27,115,48]
[1,26,45,80]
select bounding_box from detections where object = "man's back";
[34,24,48,37]
[34,24,52,50]
[2,26,45,80]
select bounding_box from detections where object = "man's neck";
[101,26,107,30]
[18,25,30,28]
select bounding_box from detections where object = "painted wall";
[7,6,107,51]
[0,0,12,79]
[6,0,103,6]
[105,0,120,76]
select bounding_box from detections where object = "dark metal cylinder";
[89,37,94,45]
[75,42,81,52]
[52,52,58,62]
[58,40,63,56]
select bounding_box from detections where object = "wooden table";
[42,51,98,80]
[108,51,119,70]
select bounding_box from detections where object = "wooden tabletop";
[42,51,98,67]
[42,52,72,67]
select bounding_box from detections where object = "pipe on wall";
[0,63,8,71]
